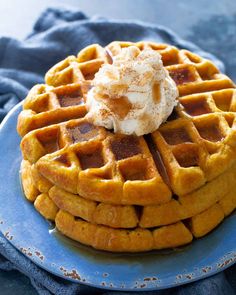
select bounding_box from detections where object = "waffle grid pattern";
[18,41,236,252]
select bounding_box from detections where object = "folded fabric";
[0,6,235,295]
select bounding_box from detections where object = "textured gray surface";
[0,0,235,294]
[0,0,235,38]
[0,270,36,294]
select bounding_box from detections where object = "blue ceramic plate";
[0,102,235,291]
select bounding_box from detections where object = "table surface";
[0,0,235,293]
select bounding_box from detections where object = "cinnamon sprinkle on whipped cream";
[86,46,178,136]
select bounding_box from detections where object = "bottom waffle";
[21,160,236,252]
[55,210,192,252]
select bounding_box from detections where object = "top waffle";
[17,41,236,206]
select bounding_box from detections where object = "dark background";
[0,0,235,293]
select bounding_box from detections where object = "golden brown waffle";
[18,41,236,252]
[21,159,236,251]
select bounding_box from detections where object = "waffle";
[18,41,236,252]
[21,159,236,251]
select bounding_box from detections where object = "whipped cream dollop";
[86,46,178,136]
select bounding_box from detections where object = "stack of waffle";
[17,41,236,252]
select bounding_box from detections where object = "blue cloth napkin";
[0,6,235,295]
